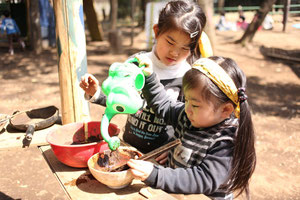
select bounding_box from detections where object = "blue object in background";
[39,0,56,47]
[292,24,300,29]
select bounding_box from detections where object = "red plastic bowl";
[46,121,120,168]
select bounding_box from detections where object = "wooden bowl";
[87,146,141,189]
[0,114,9,132]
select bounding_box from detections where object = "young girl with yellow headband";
[127,56,256,199]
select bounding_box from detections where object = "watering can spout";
[101,112,120,151]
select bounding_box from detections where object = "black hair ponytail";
[210,56,256,199]
[227,96,256,198]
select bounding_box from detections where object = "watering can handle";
[127,57,146,68]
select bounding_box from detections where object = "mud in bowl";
[88,146,141,189]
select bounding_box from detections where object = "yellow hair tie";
[192,58,240,118]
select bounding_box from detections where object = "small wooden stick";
[84,121,88,143]
[108,139,181,171]
[138,139,181,161]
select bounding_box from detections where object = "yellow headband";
[192,58,240,118]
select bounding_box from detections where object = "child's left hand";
[155,151,169,165]
[134,54,153,77]
[127,159,154,181]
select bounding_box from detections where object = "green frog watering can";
[100,58,145,150]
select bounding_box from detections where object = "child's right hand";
[127,159,154,181]
[134,54,153,77]
[79,73,99,97]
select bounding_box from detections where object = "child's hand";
[134,55,153,77]
[79,73,99,97]
[155,151,169,165]
[127,159,154,181]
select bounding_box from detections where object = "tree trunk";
[83,0,103,41]
[197,0,215,51]
[138,0,148,27]
[282,0,291,32]
[217,0,225,14]
[236,0,277,45]
[27,0,42,54]
[110,0,118,30]
[108,0,122,54]
[130,0,136,46]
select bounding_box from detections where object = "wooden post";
[53,0,90,124]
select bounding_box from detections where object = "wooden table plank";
[40,145,209,200]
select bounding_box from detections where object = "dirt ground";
[0,14,299,200]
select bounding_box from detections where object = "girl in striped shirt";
[128,56,256,200]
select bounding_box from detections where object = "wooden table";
[40,145,209,200]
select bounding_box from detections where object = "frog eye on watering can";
[113,104,125,113]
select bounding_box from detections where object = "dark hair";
[183,56,256,199]
[156,0,206,64]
